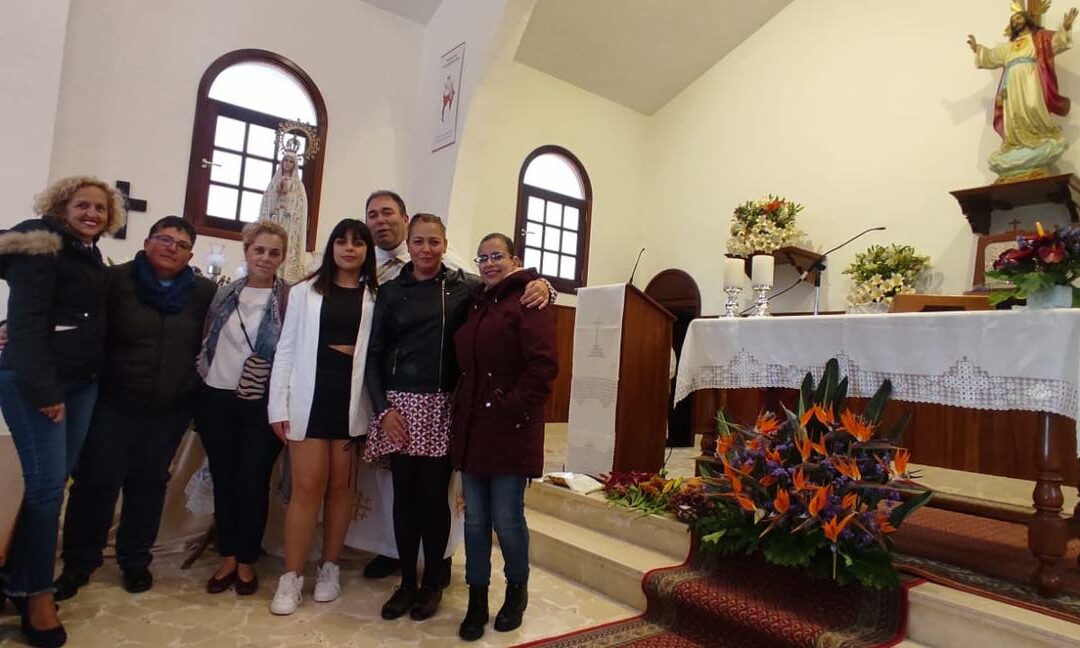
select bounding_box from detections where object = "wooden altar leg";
[1030,413,1068,597]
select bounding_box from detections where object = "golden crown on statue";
[284,135,302,157]
[1011,0,1052,24]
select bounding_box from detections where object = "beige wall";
[42,0,424,275]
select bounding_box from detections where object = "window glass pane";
[544,226,561,252]
[542,251,560,277]
[545,202,562,227]
[214,116,245,151]
[527,196,545,223]
[209,62,318,124]
[247,124,276,158]
[244,158,273,190]
[523,153,585,199]
[207,185,238,219]
[210,150,241,185]
[563,206,579,231]
[562,230,578,254]
[524,247,541,272]
[560,254,576,280]
[525,221,542,248]
[239,190,263,222]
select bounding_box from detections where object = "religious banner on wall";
[566,285,626,476]
[432,41,465,152]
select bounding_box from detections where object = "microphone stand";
[811,257,824,316]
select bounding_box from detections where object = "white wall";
[42,0,424,276]
[447,55,649,299]
[643,0,1080,314]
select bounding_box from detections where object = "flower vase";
[1026,284,1074,309]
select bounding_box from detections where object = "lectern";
[566,284,675,476]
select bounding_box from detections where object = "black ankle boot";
[458,585,489,641]
[493,581,527,632]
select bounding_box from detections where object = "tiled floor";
[0,548,633,647]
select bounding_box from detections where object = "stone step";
[524,481,691,561]
[525,507,681,610]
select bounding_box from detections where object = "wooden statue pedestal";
[950,173,1080,234]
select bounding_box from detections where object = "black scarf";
[133,250,196,314]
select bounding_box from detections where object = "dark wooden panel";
[691,386,1078,484]
[613,286,674,473]
[544,304,575,423]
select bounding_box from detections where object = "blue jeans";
[0,370,98,596]
[461,472,529,586]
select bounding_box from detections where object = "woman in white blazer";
[267,219,377,615]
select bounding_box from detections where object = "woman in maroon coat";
[451,233,557,642]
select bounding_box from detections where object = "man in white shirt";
[349,190,554,582]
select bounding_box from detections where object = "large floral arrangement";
[603,360,931,590]
[843,244,930,307]
[726,195,805,257]
[987,224,1080,305]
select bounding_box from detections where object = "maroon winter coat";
[451,269,558,477]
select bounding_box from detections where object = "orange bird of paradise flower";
[735,493,756,512]
[773,488,791,514]
[799,404,836,428]
[716,434,735,455]
[755,411,782,436]
[893,449,911,476]
[808,485,831,518]
[876,511,898,534]
[833,456,862,481]
[822,513,856,543]
[841,492,858,511]
[839,409,874,443]
[792,467,810,491]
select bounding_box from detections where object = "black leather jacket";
[366,263,480,415]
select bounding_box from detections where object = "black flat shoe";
[206,569,237,594]
[18,605,66,647]
[234,574,259,596]
[363,555,400,579]
[380,586,418,620]
[121,567,153,594]
[53,572,88,602]
[409,587,442,620]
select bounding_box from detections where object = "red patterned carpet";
[892,506,1080,623]
[514,555,910,648]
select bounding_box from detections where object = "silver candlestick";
[750,284,772,317]
[722,286,742,318]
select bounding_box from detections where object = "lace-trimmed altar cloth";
[674,310,1080,448]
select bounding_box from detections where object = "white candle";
[723,258,745,289]
[751,254,774,287]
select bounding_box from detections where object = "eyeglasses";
[150,234,193,252]
[474,251,509,265]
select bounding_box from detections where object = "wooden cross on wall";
[113,180,147,240]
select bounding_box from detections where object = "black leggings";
[390,454,452,589]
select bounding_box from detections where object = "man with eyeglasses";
[351,191,555,584]
[53,216,217,600]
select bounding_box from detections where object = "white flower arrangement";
[843,244,930,307]
[726,196,805,257]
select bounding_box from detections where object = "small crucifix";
[1008,218,1022,231]
[114,180,148,240]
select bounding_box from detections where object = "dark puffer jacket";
[365,263,481,415]
[96,261,216,414]
[0,218,108,407]
[451,269,558,477]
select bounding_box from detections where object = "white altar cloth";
[673,311,1080,429]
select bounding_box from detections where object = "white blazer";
[268,277,375,440]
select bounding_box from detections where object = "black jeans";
[195,385,282,564]
[390,454,452,589]
[60,401,192,574]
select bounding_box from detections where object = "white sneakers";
[271,564,341,615]
[313,561,341,603]
[270,572,304,615]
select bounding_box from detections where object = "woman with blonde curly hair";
[0,176,123,647]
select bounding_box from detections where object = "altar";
[674,310,1080,596]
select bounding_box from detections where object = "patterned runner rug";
[514,554,910,648]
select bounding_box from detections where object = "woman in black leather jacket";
[364,213,480,622]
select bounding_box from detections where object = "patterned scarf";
[133,250,196,314]
[196,276,289,378]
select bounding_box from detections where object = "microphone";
[799,226,887,281]
[628,247,646,286]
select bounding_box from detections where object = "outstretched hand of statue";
[966,34,979,52]
[1065,7,1078,31]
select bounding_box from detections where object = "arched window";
[514,145,592,293]
[183,49,327,249]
